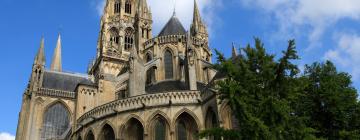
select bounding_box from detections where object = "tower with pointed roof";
[51,34,62,72]
[16,1,235,140]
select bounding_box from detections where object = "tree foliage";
[200,38,360,140]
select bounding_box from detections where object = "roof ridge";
[45,70,89,78]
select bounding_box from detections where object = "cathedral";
[16,0,234,140]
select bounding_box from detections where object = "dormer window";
[125,0,132,14]
[114,1,121,14]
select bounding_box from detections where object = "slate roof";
[42,70,93,91]
[158,15,186,37]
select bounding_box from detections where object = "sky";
[0,0,360,139]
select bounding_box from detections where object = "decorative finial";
[173,0,176,16]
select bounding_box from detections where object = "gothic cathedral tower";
[89,0,152,78]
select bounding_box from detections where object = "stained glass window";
[40,103,70,140]
[164,50,173,79]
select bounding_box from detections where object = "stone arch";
[120,116,145,140]
[119,114,146,137]
[146,111,171,140]
[205,107,219,140]
[42,99,72,117]
[98,122,116,140]
[220,103,233,129]
[145,51,153,63]
[172,108,202,130]
[173,109,201,140]
[84,127,96,140]
[162,46,177,57]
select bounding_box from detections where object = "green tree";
[297,61,360,139]
[200,38,316,140]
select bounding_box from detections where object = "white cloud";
[0,132,15,140]
[324,32,360,80]
[93,0,222,35]
[239,0,360,50]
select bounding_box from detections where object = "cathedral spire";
[232,43,238,58]
[191,0,207,36]
[50,34,62,72]
[193,0,201,25]
[34,37,46,66]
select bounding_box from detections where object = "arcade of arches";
[75,110,222,140]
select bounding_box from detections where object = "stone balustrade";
[144,35,206,48]
[76,90,209,127]
[36,88,76,99]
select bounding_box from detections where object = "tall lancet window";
[114,1,121,14]
[40,103,70,140]
[125,0,132,14]
[124,28,134,51]
[154,119,166,140]
[164,50,174,79]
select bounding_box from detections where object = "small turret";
[34,37,46,66]
[30,37,46,91]
[50,34,62,72]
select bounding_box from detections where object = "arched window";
[176,112,199,140]
[85,131,95,140]
[146,67,155,85]
[205,109,219,140]
[125,0,132,14]
[123,118,144,140]
[164,50,173,79]
[177,121,187,140]
[100,124,115,140]
[124,28,134,51]
[154,119,166,140]
[146,53,152,62]
[114,1,121,13]
[110,28,119,44]
[40,103,70,140]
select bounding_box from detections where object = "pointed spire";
[34,37,46,65]
[50,34,62,72]
[173,0,176,17]
[193,0,202,25]
[191,0,204,35]
[232,42,238,58]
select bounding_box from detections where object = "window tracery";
[40,103,70,140]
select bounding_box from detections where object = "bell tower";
[89,0,152,79]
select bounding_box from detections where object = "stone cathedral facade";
[16,0,235,140]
